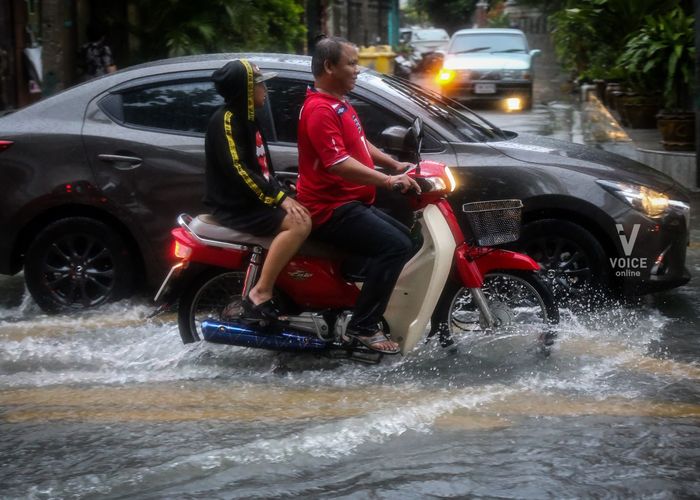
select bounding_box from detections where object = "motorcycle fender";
[455,245,540,288]
[152,261,206,306]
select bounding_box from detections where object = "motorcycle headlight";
[422,176,448,192]
[420,170,457,193]
[596,180,688,218]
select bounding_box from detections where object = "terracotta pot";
[611,91,627,124]
[621,96,660,129]
[593,79,606,102]
[604,83,622,110]
[656,111,695,151]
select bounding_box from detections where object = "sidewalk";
[580,88,698,192]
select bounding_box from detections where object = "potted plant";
[617,7,696,149]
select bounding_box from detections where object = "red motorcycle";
[154,120,558,363]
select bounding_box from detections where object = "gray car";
[0,53,690,312]
[437,28,541,110]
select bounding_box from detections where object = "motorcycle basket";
[462,199,523,246]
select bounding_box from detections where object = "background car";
[0,53,690,312]
[398,27,449,73]
[437,28,541,110]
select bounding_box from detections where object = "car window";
[449,33,526,54]
[104,80,223,134]
[348,95,441,151]
[413,29,449,42]
[265,79,308,143]
[358,71,507,142]
[265,78,442,152]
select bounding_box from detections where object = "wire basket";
[462,199,523,246]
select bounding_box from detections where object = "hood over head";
[212,59,277,120]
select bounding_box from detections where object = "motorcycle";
[154,119,558,363]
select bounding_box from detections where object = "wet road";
[1,101,699,498]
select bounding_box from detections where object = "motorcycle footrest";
[327,346,383,364]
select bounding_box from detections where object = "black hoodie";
[204,59,287,223]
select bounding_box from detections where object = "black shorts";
[213,205,286,236]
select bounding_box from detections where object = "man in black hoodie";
[205,59,311,319]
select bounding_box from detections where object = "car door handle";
[97,154,143,170]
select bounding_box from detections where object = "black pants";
[313,202,414,335]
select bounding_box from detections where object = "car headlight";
[501,69,528,79]
[444,166,457,192]
[596,180,688,218]
[436,68,456,85]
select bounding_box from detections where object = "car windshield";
[412,29,449,42]
[359,71,507,142]
[449,33,526,54]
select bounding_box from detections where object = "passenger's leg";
[248,212,311,306]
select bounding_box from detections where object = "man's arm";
[330,157,420,193]
[367,141,412,173]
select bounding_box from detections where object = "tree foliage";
[414,0,477,34]
[617,6,695,109]
[548,0,679,81]
[130,0,306,62]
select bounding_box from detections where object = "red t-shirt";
[255,130,270,180]
[296,88,375,226]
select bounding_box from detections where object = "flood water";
[2,102,699,498]
[1,242,699,499]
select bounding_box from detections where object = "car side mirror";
[380,125,413,155]
[379,120,422,163]
[530,49,541,58]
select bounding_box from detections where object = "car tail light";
[173,240,193,260]
[0,140,13,152]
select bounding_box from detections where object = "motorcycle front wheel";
[432,271,559,350]
[177,269,246,344]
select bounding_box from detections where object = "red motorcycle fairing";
[455,244,541,288]
[172,227,360,310]
[276,256,360,309]
[171,227,249,269]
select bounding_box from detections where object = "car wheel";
[24,217,135,313]
[516,219,610,301]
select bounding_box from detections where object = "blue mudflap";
[201,319,331,352]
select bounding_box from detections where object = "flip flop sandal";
[242,296,285,321]
[345,330,400,355]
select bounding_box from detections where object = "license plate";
[474,83,496,94]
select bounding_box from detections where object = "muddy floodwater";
[1,101,699,498]
[1,248,699,499]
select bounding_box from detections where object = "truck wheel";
[24,217,134,313]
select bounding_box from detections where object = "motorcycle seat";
[189,214,347,259]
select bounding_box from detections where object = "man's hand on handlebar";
[385,173,421,194]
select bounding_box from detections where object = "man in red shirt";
[297,36,421,354]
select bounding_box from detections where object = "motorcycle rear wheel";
[433,271,558,350]
[177,269,246,344]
